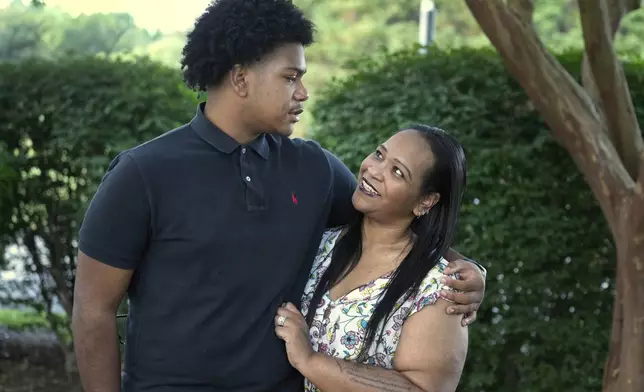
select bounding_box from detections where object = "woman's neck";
[360,215,413,253]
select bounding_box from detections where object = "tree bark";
[604,156,644,392]
[606,186,644,392]
[463,1,644,391]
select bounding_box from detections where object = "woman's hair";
[180,0,315,91]
[305,124,467,361]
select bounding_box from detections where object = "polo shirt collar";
[190,102,269,160]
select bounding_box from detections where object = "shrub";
[310,47,644,392]
[0,55,198,356]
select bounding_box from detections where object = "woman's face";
[352,129,437,221]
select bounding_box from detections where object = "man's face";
[244,43,309,137]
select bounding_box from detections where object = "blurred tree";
[0,2,46,61]
[0,2,161,61]
[56,13,136,55]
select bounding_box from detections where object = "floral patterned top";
[301,228,456,392]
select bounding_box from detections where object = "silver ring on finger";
[277,315,287,327]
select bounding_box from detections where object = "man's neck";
[203,92,260,145]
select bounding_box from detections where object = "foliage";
[310,46,644,391]
[0,55,198,347]
[0,308,54,331]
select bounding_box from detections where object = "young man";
[71,1,486,391]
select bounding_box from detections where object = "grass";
[0,309,52,331]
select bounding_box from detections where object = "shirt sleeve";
[407,258,457,318]
[324,149,359,228]
[78,152,151,270]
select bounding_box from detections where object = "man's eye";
[286,76,297,82]
[374,151,383,159]
[394,168,404,178]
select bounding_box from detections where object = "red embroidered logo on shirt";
[291,192,298,205]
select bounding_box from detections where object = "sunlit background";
[0,0,211,32]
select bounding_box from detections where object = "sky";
[0,0,213,32]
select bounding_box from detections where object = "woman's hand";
[274,302,315,371]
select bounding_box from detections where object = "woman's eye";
[374,150,383,160]
[394,168,404,178]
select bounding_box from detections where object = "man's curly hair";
[181,0,315,92]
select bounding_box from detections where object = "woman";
[275,124,469,392]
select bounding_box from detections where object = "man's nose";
[294,83,309,102]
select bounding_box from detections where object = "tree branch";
[638,153,644,196]
[579,0,643,180]
[507,0,535,23]
[464,0,636,227]
[24,232,54,315]
[597,0,641,38]
[580,0,639,127]
[40,228,74,316]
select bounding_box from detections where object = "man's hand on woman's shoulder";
[440,259,486,326]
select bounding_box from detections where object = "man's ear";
[413,193,440,217]
[229,64,249,98]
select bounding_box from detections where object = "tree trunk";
[463,1,644,390]
[605,190,644,392]
[63,344,79,383]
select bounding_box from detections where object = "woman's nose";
[367,163,385,181]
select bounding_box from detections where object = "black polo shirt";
[78,103,358,392]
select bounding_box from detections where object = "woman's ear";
[413,193,440,218]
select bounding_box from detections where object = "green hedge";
[0,56,197,329]
[310,47,644,392]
